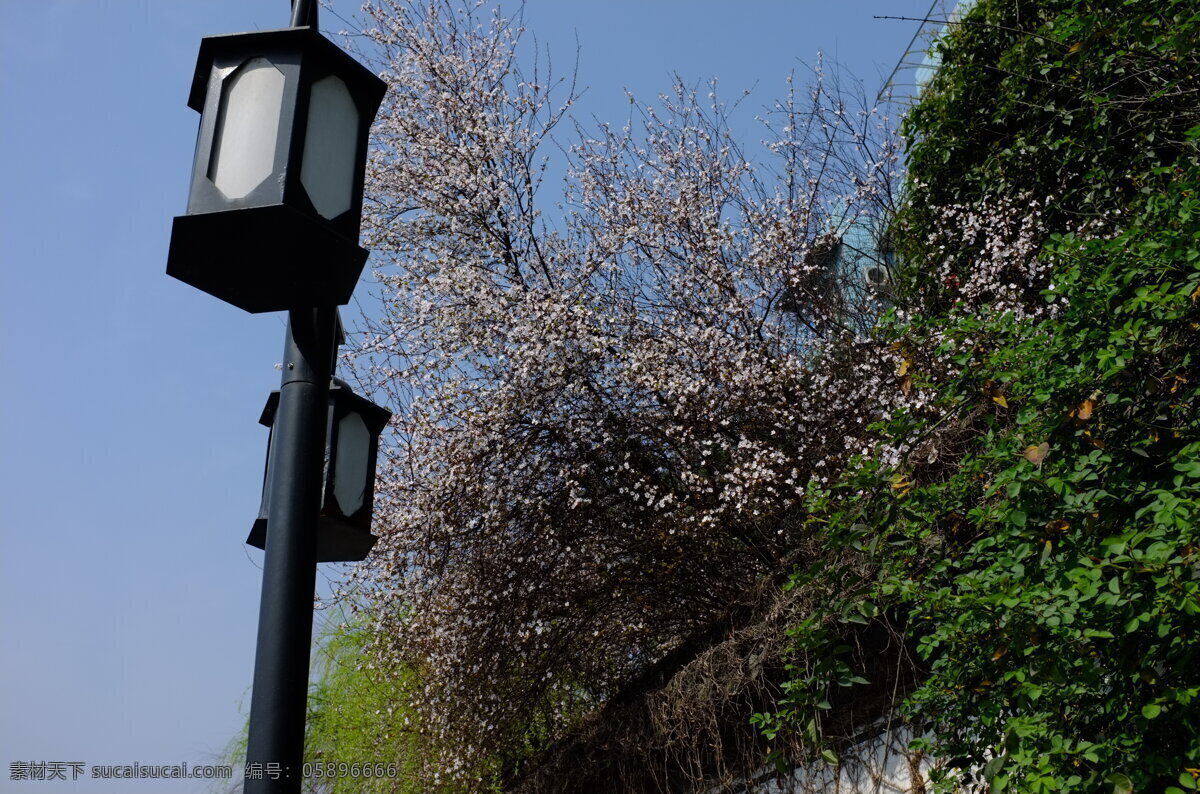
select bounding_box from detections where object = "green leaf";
[1142,703,1162,719]
[821,748,839,765]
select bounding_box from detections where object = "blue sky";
[0,1,933,790]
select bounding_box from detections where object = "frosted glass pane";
[209,58,285,199]
[301,76,358,219]
[333,412,371,516]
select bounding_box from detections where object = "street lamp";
[166,18,385,312]
[249,378,392,563]
[165,2,388,792]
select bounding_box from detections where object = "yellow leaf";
[991,645,1008,660]
[1024,442,1050,465]
[1047,519,1071,533]
[992,394,1008,408]
[1076,398,1094,420]
[897,358,910,377]
[900,374,913,396]
[1067,41,1083,54]
[1191,285,1200,303]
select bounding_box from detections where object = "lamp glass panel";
[208,57,286,199]
[333,411,370,516]
[300,75,358,219]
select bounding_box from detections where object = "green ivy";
[760,1,1200,790]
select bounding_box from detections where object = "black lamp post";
[166,2,386,792]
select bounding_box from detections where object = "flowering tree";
[336,0,904,787]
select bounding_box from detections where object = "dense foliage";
[757,0,1200,790]
[295,0,1200,791]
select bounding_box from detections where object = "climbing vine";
[758,1,1200,791]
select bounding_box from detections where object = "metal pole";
[244,307,336,793]
[290,0,318,28]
